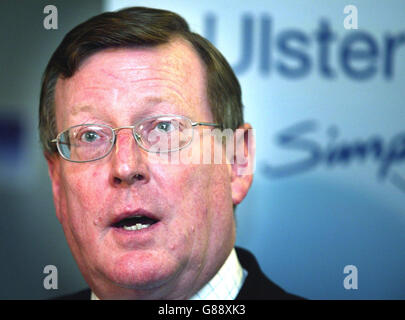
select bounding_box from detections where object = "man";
[39,6,301,300]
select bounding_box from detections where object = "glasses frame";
[50,114,219,163]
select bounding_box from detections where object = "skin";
[46,37,254,299]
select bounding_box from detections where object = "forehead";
[54,38,210,128]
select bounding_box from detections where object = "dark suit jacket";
[56,247,303,300]
[234,247,302,299]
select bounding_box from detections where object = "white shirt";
[190,248,247,300]
[91,248,247,300]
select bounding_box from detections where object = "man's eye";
[156,121,175,133]
[80,131,100,143]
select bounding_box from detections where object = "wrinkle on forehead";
[54,38,211,130]
[75,38,202,85]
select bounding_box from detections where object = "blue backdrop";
[106,0,405,299]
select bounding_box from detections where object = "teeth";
[123,223,151,231]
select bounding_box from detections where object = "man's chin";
[100,253,180,293]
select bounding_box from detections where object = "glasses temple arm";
[51,139,71,146]
[192,122,220,127]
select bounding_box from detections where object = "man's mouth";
[111,213,159,231]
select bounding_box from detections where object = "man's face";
[47,38,251,299]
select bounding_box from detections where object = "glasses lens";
[135,115,193,152]
[58,125,113,162]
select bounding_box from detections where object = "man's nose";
[110,129,150,186]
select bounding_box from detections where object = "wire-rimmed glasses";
[50,114,219,163]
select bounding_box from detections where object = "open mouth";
[112,215,159,231]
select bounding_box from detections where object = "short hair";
[39,6,243,155]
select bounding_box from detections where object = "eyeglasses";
[50,114,219,163]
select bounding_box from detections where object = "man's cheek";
[62,182,103,248]
[62,174,102,218]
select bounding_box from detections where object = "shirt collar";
[190,248,247,300]
[91,248,247,300]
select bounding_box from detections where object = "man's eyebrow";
[143,96,165,107]
[70,97,184,119]
[142,96,188,110]
[71,105,94,115]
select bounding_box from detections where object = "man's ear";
[45,152,63,223]
[229,123,255,205]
